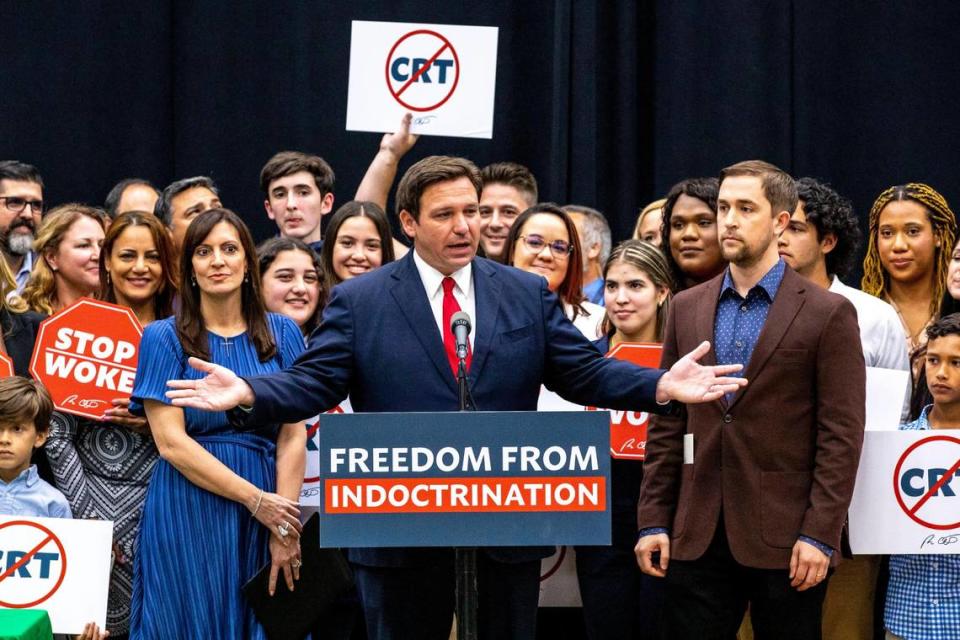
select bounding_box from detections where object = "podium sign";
[319,411,610,547]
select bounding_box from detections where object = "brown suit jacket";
[638,266,866,569]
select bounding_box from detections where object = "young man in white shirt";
[778,176,910,639]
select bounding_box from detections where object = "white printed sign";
[536,389,584,607]
[865,367,911,430]
[849,430,960,554]
[0,515,112,633]
[346,21,499,138]
[301,398,353,507]
[539,546,582,607]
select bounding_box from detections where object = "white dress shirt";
[539,301,605,411]
[830,277,910,371]
[412,250,476,349]
[565,300,605,341]
[830,276,912,420]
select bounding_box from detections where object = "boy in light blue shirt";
[0,376,70,518]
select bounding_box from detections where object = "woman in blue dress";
[129,208,306,639]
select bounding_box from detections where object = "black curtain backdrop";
[3,1,960,269]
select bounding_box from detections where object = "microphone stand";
[455,351,478,640]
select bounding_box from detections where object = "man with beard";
[636,160,866,639]
[0,161,44,293]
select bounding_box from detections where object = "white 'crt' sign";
[346,21,499,138]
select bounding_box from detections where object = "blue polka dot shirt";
[714,259,787,391]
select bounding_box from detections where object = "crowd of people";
[0,112,957,640]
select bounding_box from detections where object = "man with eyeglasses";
[0,161,44,293]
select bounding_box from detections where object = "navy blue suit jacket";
[243,252,667,566]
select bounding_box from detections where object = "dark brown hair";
[660,177,721,291]
[178,209,276,362]
[395,156,482,222]
[99,211,178,319]
[0,377,53,434]
[321,201,396,291]
[719,160,798,217]
[480,162,538,207]
[257,236,327,336]
[504,203,587,319]
[259,151,335,196]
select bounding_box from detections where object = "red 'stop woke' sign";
[29,298,143,420]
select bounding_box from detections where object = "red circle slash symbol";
[892,434,960,531]
[0,520,68,608]
[385,30,460,112]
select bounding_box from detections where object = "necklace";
[886,297,933,351]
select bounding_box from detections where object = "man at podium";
[165,155,746,640]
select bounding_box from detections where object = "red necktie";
[442,276,471,378]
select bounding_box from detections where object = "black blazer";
[1,306,44,376]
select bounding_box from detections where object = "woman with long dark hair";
[128,209,306,638]
[258,237,325,337]
[320,200,396,292]
[659,178,725,292]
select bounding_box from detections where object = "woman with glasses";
[503,203,604,339]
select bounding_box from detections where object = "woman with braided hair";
[861,183,957,375]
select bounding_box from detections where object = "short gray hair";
[562,204,611,266]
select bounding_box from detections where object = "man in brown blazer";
[635,160,866,640]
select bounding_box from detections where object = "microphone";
[450,311,472,361]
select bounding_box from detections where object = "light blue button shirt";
[14,250,36,293]
[0,465,72,518]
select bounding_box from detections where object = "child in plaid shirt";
[885,315,960,640]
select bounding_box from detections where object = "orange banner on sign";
[326,476,606,514]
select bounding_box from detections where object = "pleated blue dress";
[127,314,304,640]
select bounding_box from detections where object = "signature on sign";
[412,115,437,125]
[920,532,959,550]
[617,438,646,454]
[63,394,108,410]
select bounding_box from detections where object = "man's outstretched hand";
[655,341,747,404]
[165,357,255,412]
